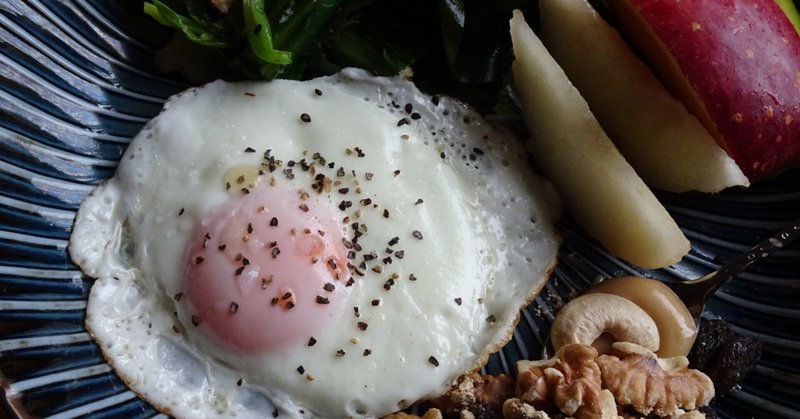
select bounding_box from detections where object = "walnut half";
[598,342,714,417]
[512,343,614,419]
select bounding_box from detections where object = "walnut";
[595,389,621,419]
[505,389,618,419]
[514,343,609,419]
[383,408,443,419]
[429,372,515,419]
[502,398,552,419]
[674,410,706,419]
[597,342,714,417]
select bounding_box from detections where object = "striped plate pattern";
[1,1,798,418]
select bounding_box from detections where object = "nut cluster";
[399,283,718,419]
[402,342,713,419]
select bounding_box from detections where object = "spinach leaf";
[144,0,542,113]
[145,0,234,48]
[242,0,292,65]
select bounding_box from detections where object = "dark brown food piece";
[688,319,761,395]
[688,320,735,371]
[705,335,761,394]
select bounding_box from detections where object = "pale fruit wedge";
[509,10,689,269]
[538,0,748,193]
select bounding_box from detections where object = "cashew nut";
[584,276,697,357]
[550,293,659,353]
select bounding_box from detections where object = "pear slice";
[538,0,748,193]
[510,10,689,269]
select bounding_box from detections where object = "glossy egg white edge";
[69,68,562,418]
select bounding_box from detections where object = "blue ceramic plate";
[1,1,798,418]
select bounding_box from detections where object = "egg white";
[69,68,561,418]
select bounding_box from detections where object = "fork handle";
[695,216,800,303]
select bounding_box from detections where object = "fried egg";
[69,68,561,418]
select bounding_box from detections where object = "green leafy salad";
[144,0,539,113]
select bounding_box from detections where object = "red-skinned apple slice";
[608,0,800,180]
[510,10,690,269]
[539,0,749,193]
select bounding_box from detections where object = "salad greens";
[143,0,539,113]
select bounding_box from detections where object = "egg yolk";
[182,187,350,353]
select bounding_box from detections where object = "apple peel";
[510,10,690,269]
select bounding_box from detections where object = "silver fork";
[666,216,800,320]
